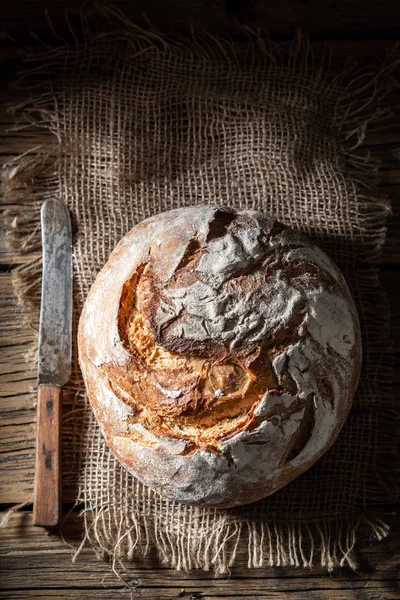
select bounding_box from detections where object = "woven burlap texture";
[2,13,398,575]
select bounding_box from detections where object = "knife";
[33,198,72,527]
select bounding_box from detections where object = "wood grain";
[0,512,399,599]
[33,385,62,526]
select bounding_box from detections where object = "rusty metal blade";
[38,198,72,386]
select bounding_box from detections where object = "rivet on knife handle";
[34,198,72,527]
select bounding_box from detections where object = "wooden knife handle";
[33,385,62,526]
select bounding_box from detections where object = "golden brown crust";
[78,205,362,507]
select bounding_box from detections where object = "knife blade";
[33,198,72,527]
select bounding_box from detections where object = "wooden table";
[1,2,399,598]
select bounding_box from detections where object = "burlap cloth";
[2,8,398,575]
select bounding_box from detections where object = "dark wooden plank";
[3,553,398,591]
[2,593,396,600]
[1,0,400,42]
[238,0,400,40]
[0,512,398,599]
[3,510,400,555]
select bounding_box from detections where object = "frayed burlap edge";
[1,6,398,575]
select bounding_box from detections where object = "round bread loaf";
[78,205,361,507]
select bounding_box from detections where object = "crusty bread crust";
[78,206,361,507]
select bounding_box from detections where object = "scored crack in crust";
[108,250,301,452]
[78,205,362,507]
